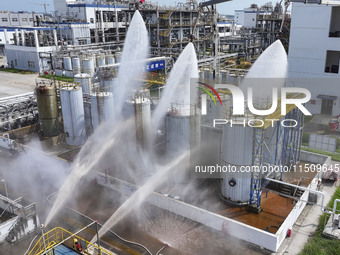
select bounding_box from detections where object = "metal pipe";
[265,177,325,211]
[332,199,340,221]
[96,220,101,255]
[1,179,8,198]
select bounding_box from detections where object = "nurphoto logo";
[197,83,312,128]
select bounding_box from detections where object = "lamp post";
[0,179,8,198]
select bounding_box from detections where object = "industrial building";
[0,0,272,73]
[288,1,340,116]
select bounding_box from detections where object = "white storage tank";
[203,68,213,82]
[64,70,74,77]
[106,55,115,65]
[91,92,114,130]
[97,56,106,67]
[220,125,253,204]
[204,94,230,125]
[63,57,72,71]
[165,104,201,154]
[72,58,81,74]
[114,52,122,63]
[74,74,92,94]
[100,78,115,93]
[82,58,95,75]
[220,70,228,83]
[123,96,151,147]
[60,85,86,146]
[55,69,64,76]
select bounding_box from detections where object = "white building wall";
[288,3,340,116]
[235,10,244,26]
[0,12,38,27]
[243,9,258,28]
[5,45,56,72]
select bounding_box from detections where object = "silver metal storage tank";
[220,125,253,204]
[204,94,230,125]
[123,96,151,147]
[72,58,81,74]
[106,55,115,65]
[84,100,92,136]
[63,57,72,71]
[90,92,114,130]
[74,74,92,94]
[97,56,106,67]
[114,52,122,63]
[55,69,64,76]
[165,104,201,154]
[220,70,228,83]
[82,58,95,76]
[100,78,115,93]
[64,70,74,77]
[60,85,86,146]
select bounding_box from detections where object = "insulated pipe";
[265,178,325,211]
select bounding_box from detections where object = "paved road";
[0,71,38,98]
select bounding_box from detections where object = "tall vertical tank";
[74,74,92,94]
[97,56,106,67]
[123,95,151,147]
[106,55,115,65]
[84,100,93,136]
[220,125,253,205]
[100,79,115,93]
[60,86,86,146]
[63,57,72,71]
[82,58,95,76]
[220,70,228,83]
[204,94,230,125]
[72,58,81,74]
[90,92,114,130]
[114,52,122,63]
[165,104,201,154]
[35,83,59,137]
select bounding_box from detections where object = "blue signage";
[146,60,165,72]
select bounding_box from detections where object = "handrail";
[28,224,114,255]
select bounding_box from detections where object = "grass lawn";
[0,68,35,74]
[301,147,340,162]
[300,186,340,255]
[39,74,74,83]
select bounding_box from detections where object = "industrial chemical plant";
[0,1,339,255]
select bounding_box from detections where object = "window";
[325,50,340,74]
[329,7,340,37]
[1,18,8,22]
[29,18,33,22]
[12,18,18,22]
[28,61,35,68]
[22,18,28,22]
[15,59,17,66]
[90,18,94,23]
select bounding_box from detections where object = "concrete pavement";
[276,165,339,255]
[0,70,38,98]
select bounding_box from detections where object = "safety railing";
[28,227,115,255]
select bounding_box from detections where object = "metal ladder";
[249,127,264,209]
